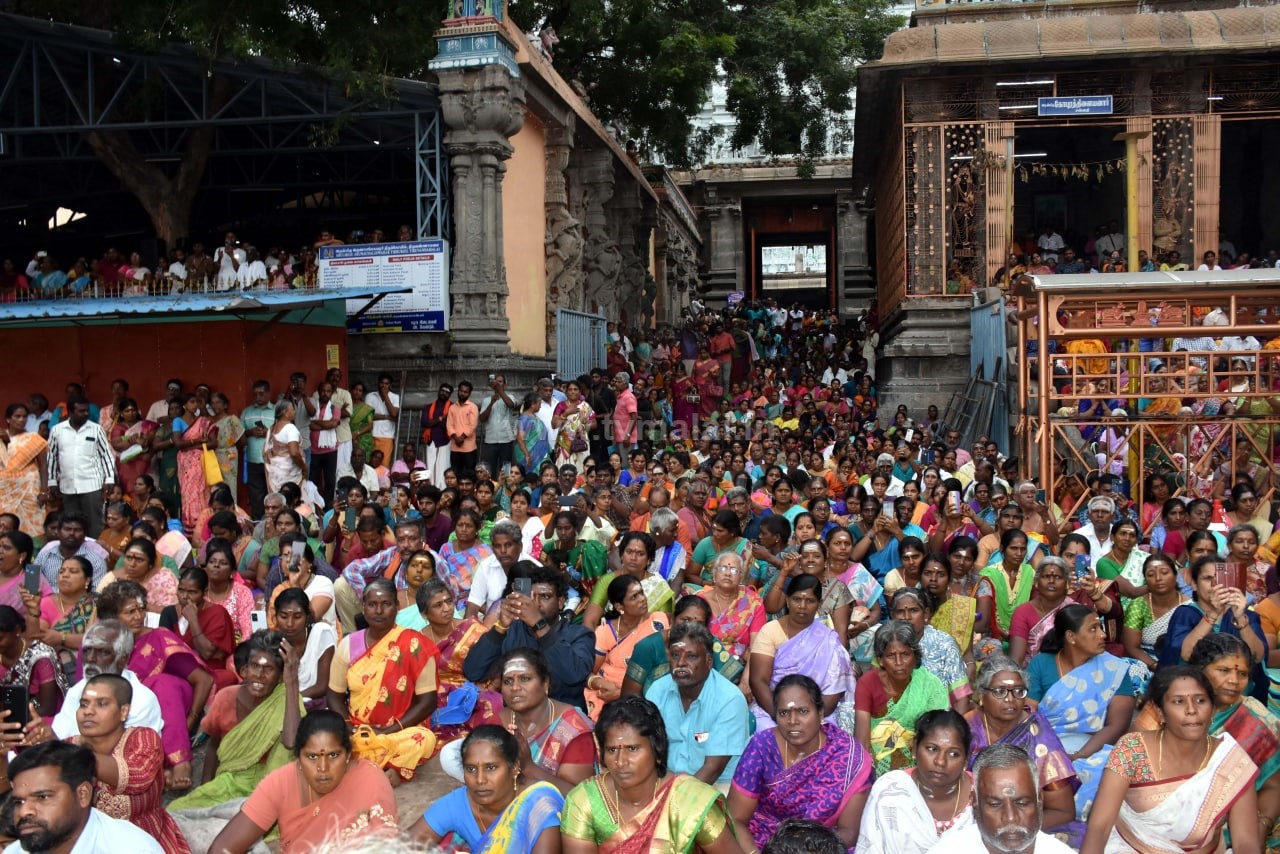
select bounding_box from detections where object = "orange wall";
[503,110,548,357]
[0,318,347,412]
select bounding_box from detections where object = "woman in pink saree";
[108,399,157,502]
[172,393,217,535]
[692,346,721,419]
[97,580,214,791]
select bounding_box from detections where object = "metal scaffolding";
[0,13,448,246]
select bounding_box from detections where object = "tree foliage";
[520,0,903,168]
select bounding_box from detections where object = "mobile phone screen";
[1074,554,1091,581]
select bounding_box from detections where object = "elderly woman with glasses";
[696,552,765,677]
[965,655,1083,844]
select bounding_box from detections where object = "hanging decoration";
[964,148,1143,183]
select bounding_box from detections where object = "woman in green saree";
[975,528,1036,652]
[168,629,303,811]
[349,382,375,458]
[853,620,950,775]
[560,695,741,854]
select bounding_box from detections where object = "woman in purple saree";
[730,674,873,851]
[747,574,856,732]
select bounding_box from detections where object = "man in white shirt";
[535,377,559,447]
[337,446,381,498]
[927,743,1074,853]
[478,374,518,476]
[213,231,247,290]
[167,248,188,285]
[1036,226,1065,263]
[324,367,354,475]
[1095,220,1125,257]
[1197,250,1223,271]
[50,621,163,740]
[45,396,115,537]
[1077,495,1116,563]
[466,520,539,618]
[4,740,164,854]
[368,372,400,471]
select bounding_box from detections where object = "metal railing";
[3,273,318,302]
[556,309,608,379]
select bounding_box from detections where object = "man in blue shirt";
[645,622,750,788]
[240,380,276,518]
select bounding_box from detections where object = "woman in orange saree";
[327,578,439,784]
[583,575,669,720]
[172,394,217,535]
[417,579,501,743]
[0,403,47,536]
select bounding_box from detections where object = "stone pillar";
[436,64,526,355]
[609,180,646,323]
[701,186,742,301]
[572,147,622,315]
[544,118,582,356]
[836,191,873,315]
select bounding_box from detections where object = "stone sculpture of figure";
[583,233,623,304]
[1153,160,1186,254]
[546,210,584,307]
[535,26,559,60]
[950,163,979,248]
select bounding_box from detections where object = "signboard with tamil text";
[1037,96,1113,117]
[318,240,450,333]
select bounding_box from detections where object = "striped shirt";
[47,419,116,494]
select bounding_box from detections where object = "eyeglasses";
[986,686,1029,700]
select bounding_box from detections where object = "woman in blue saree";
[1025,603,1136,822]
[747,573,856,733]
[411,725,564,853]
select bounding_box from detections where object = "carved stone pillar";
[436,64,526,355]
[571,147,622,315]
[702,185,742,300]
[544,118,581,356]
[836,191,873,312]
[609,181,645,323]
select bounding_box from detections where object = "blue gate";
[970,297,1012,454]
[557,309,608,379]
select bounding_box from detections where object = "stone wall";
[875,298,974,416]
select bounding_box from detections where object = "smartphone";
[904,429,914,443]
[1074,554,1091,583]
[249,610,268,631]
[947,491,963,515]
[881,502,895,518]
[558,495,578,508]
[22,565,40,596]
[0,685,29,727]
[489,373,496,381]
[1216,562,1244,590]
[1035,488,1046,504]
[514,577,532,597]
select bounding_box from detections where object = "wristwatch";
[531,618,549,633]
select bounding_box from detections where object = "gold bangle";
[494,622,509,635]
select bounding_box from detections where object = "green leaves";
[519,0,901,167]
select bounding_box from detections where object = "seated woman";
[1132,633,1280,848]
[762,540,853,646]
[689,510,755,585]
[201,538,254,645]
[1121,552,1189,673]
[698,552,766,669]
[95,580,213,790]
[0,604,66,716]
[98,536,178,613]
[1159,555,1268,703]
[158,567,237,691]
[886,588,970,713]
[729,674,873,851]
[966,655,1083,844]
[272,587,335,711]
[1081,665,1261,854]
[1007,555,1121,666]
[583,574,669,720]
[1094,518,1149,601]
[253,508,324,593]
[326,577,439,785]
[920,551,975,662]
[208,710,398,853]
[1026,604,1136,821]
[748,574,855,732]
[858,709,975,853]
[72,673,191,854]
[975,528,1037,654]
[30,554,96,678]
[581,531,675,626]
[415,579,501,739]
[266,535,336,629]
[854,620,949,775]
[167,629,303,811]
[560,695,740,853]
[411,725,565,853]
[395,549,436,630]
[621,594,744,696]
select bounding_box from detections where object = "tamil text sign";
[1037,96,1113,117]
[318,240,450,332]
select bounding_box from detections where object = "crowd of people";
[0,296,1277,854]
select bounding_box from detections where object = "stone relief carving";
[583,232,623,307]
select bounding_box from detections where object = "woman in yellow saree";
[326,577,439,784]
[0,403,47,536]
[561,696,742,854]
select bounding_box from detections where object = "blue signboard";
[318,240,450,333]
[1037,96,1113,117]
